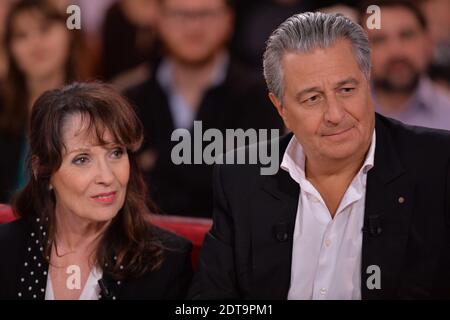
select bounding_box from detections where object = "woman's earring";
[49,184,53,191]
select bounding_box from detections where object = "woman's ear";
[31,155,39,180]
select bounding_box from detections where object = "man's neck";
[170,52,226,110]
[304,133,373,218]
[305,150,367,183]
[374,87,415,115]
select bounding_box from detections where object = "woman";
[0,82,192,300]
[0,0,89,202]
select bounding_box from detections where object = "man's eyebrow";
[295,86,323,101]
[335,77,359,88]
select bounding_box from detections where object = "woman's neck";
[54,209,109,256]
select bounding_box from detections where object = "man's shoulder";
[215,133,292,184]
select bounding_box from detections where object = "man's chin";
[375,75,420,93]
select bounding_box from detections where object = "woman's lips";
[91,192,117,204]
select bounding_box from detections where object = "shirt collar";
[281,129,376,185]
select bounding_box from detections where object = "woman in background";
[0,82,192,300]
[0,0,89,202]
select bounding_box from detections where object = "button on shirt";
[282,131,376,300]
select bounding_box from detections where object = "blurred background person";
[419,0,450,94]
[230,0,314,74]
[0,0,16,84]
[126,0,284,218]
[359,0,450,130]
[100,0,161,83]
[230,0,360,74]
[0,82,192,300]
[0,0,89,203]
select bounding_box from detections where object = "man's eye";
[305,95,320,104]
[341,87,355,94]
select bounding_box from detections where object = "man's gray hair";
[263,12,371,101]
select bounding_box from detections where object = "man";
[126,0,283,217]
[189,12,450,299]
[360,0,450,130]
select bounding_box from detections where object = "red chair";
[148,214,212,269]
[0,204,15,224]
[0,204,211,268]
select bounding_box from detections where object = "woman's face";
[10,9,70,80]
[0,0,12,38]
[51,114,130,224]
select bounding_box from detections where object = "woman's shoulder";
[151,225,192,257]
[116,225,193,299]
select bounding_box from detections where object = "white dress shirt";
[45,266,102,300]
[282,131,376,300]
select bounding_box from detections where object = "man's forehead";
[281,42,364,88]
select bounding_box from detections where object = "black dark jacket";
[0,218,193,300]
[0,133,23,204]
[189,114,450,299]
[126,60,284,217]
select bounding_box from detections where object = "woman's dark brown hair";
[0,0,88,136]
[14,81,164,279]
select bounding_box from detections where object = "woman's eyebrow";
[68,147,91,155]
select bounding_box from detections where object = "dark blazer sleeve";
[117,228,194,300]
[188,164,240,299]
[162,234,194,300]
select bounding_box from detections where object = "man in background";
[359,0,450,130]
[126,0,283,217]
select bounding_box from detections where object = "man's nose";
[323,95,345,126]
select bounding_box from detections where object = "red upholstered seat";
[149,214,212,269]
[0,204,15,224]
[0,204,211,269]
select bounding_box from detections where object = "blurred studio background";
[1,0,449,218]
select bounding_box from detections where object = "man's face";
[366,6,432,92]
[270,40,375,163]
[158,0,233,65]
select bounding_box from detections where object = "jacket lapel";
[251,134,299,299]
[361,115,415,299]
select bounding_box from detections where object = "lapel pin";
[398,196,405,204]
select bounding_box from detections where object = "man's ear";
[269,92,290,129]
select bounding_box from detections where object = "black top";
[126,60,284,217]
[0,218,193,300]
[189,114,450,299]
[0,132,22,203]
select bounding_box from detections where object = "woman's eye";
[72,156,89,165]
[111,148,124,159]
